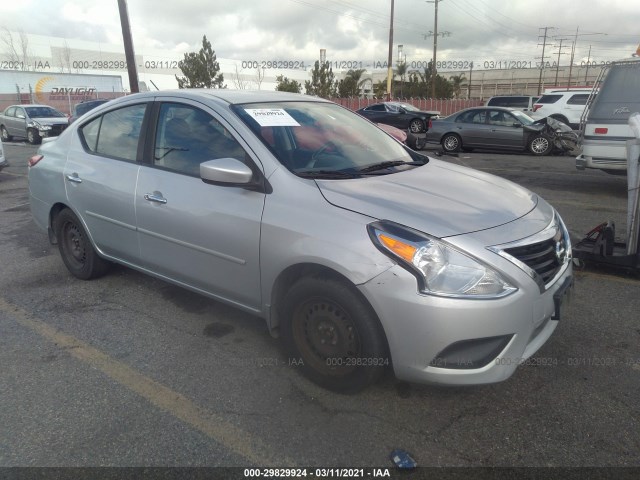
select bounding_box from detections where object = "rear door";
[454,109,492,147]
[64,101,149,262]
[134,99,265,310]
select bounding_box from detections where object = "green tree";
[304,61,337,98]
[275,75,302,93]
[395,61,409,98]
[449,73,466,99]
[175,35,225,89]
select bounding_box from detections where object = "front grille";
[504,238,562,285]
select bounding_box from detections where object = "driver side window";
[154,103,247,177]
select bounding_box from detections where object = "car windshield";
[511,110,535,125]
[234,101,420,177]
[25,107,65,118]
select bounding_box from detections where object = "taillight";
[533,105,542,112]
[428,118,433,129]
[594,127,608,134]
[28,155,43,167]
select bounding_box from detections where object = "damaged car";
[426,106,578,156]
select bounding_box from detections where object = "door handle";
[65,173,82,183]
[144,193,167,204]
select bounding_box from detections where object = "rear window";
[488,97,529,108]
[536,95,562,104]
[589,62,640,120]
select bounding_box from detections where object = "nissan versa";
[28,90,573,392]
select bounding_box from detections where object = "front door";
[135,100,265,311]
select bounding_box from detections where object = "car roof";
[106,89,330,107]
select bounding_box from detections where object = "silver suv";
[530,89,592,129]
[28,90,573,392]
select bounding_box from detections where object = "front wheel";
[281,277,389,393]
[441,133,461,153]
[27,128,41,145]
[409,118,424,134]
[1,126,12,141]
[54,208,110,280]
[528,135,552,156]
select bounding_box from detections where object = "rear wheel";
[441,133,461,153]
[409,118,424,134]
[55,208,110,280]
[281,277,389,393]
[27,128,41,145]
[1,126,12,141]
[528,135,552,156]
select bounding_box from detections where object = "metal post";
[117,0,140,93]
[386,0,394,100]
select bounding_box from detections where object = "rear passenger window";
[80,104,147,162]
[567,94,589,105]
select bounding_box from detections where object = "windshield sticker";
[244,108,300,127]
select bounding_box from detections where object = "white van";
[576,58,640,174]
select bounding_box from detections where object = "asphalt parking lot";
[0,140,638,471]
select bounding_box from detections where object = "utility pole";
[584,45,592,83]
[567,26,579,89]
[537,26,552,95]
[426,0,441,99]
[553,38,570,86]
[117,0,139,93]
[386,0,394,101]
[467,61,473,99]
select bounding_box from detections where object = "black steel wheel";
[281,277,389,393]
[55,208,110,280]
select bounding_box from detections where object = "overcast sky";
[2,0,639,70]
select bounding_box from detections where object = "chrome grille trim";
[488,212,572,293]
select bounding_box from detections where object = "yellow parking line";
[0,297,290,467]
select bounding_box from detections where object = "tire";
[280,276,389,393]
[409,118,424,134]
[54,208,110,280]
[441,133,461,153]
[1,126,12,141]
[528,135,552,156]
[27,128,41,145]
[406,133,425,150]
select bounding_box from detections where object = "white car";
[530,89,593,129]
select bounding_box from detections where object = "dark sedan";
[356,102,440,133]
[425,107,556,156]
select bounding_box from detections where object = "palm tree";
[395,61,409,98]
[450,73,466,99]
[345,69,369,97]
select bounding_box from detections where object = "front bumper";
[358,260,572,385]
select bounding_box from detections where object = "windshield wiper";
[357,160,425,173]
[296,169,361,179]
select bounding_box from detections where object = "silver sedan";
[426,106,555,155]
[28,90,573,392]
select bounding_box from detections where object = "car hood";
[31,117,68,125]
[316,158,538,238]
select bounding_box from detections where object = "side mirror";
[200,158,253,185]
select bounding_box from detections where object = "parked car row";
[0,99,112,145]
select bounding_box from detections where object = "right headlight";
[368,221,517,299]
